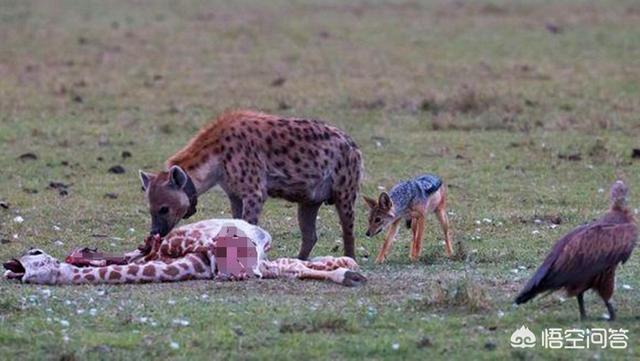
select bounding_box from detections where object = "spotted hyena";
[139,110,362,259]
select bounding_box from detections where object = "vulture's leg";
[604,300,616,321]
[577,293,587,320]
[597,270,616,321]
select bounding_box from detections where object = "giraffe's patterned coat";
[4,219,366,286]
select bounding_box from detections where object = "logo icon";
[511,325,537,348]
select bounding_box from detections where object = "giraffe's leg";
[294,266,367,286]
[436,199,453,257]
[297,202,323,260]
[375,219,401,263]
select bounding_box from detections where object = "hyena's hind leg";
[297,202,323,260]
[435,186,453,257]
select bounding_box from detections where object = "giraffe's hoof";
[342,271,367,287]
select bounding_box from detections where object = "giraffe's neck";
[56,254,212,284]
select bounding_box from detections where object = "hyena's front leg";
[297,202,323,260]
[228,193,244,219]
[242,192,265,225]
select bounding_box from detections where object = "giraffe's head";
[3,248,62,284]
[139,165,199,237]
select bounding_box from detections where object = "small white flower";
[622,284,632,290]
[549,224,558,229]
[497,310,505,318]
[13,216,24,223]
[510,269,519,274]
[41,289,52,297]
[128,228,135,233]
[170,341,180,350]
[54,240,64,246]
[377,185,386,190]
[533,219,542,224]
[392,342,400,350]
[482,218,492,223]
[139,317,148,323]
[89,308,97,316]
[60,320,70,327]
[76,309,85,315]
[172,318,190,327]
[475,220,481,225]
[167,299,176,305]
[598,188,605,193]
[531,230,540,235]
[53,225,61,231]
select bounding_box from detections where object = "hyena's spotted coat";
[140,110,362,259]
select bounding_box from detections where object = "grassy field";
[1,0,640,359]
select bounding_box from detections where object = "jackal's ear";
[379,192,392,210]
[363,196,377,209]
[139,170,155,191]
[169,165,188,190]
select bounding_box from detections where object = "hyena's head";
[139,165,198,237]
[363,192,396,237]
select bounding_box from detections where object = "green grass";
[1,0,640,359]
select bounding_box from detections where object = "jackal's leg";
[335,192,357,259]
[410,215,426,261]
[436,198,453,257]
[297,202,322,260]
[375,219,401,263]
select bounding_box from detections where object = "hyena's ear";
[169,165,188,189]
[379,192,392,210]
[363,196,377,209]
[139,170,155,191]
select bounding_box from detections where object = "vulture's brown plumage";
[515,181,637,320]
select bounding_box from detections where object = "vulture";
[515,180,637,320]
